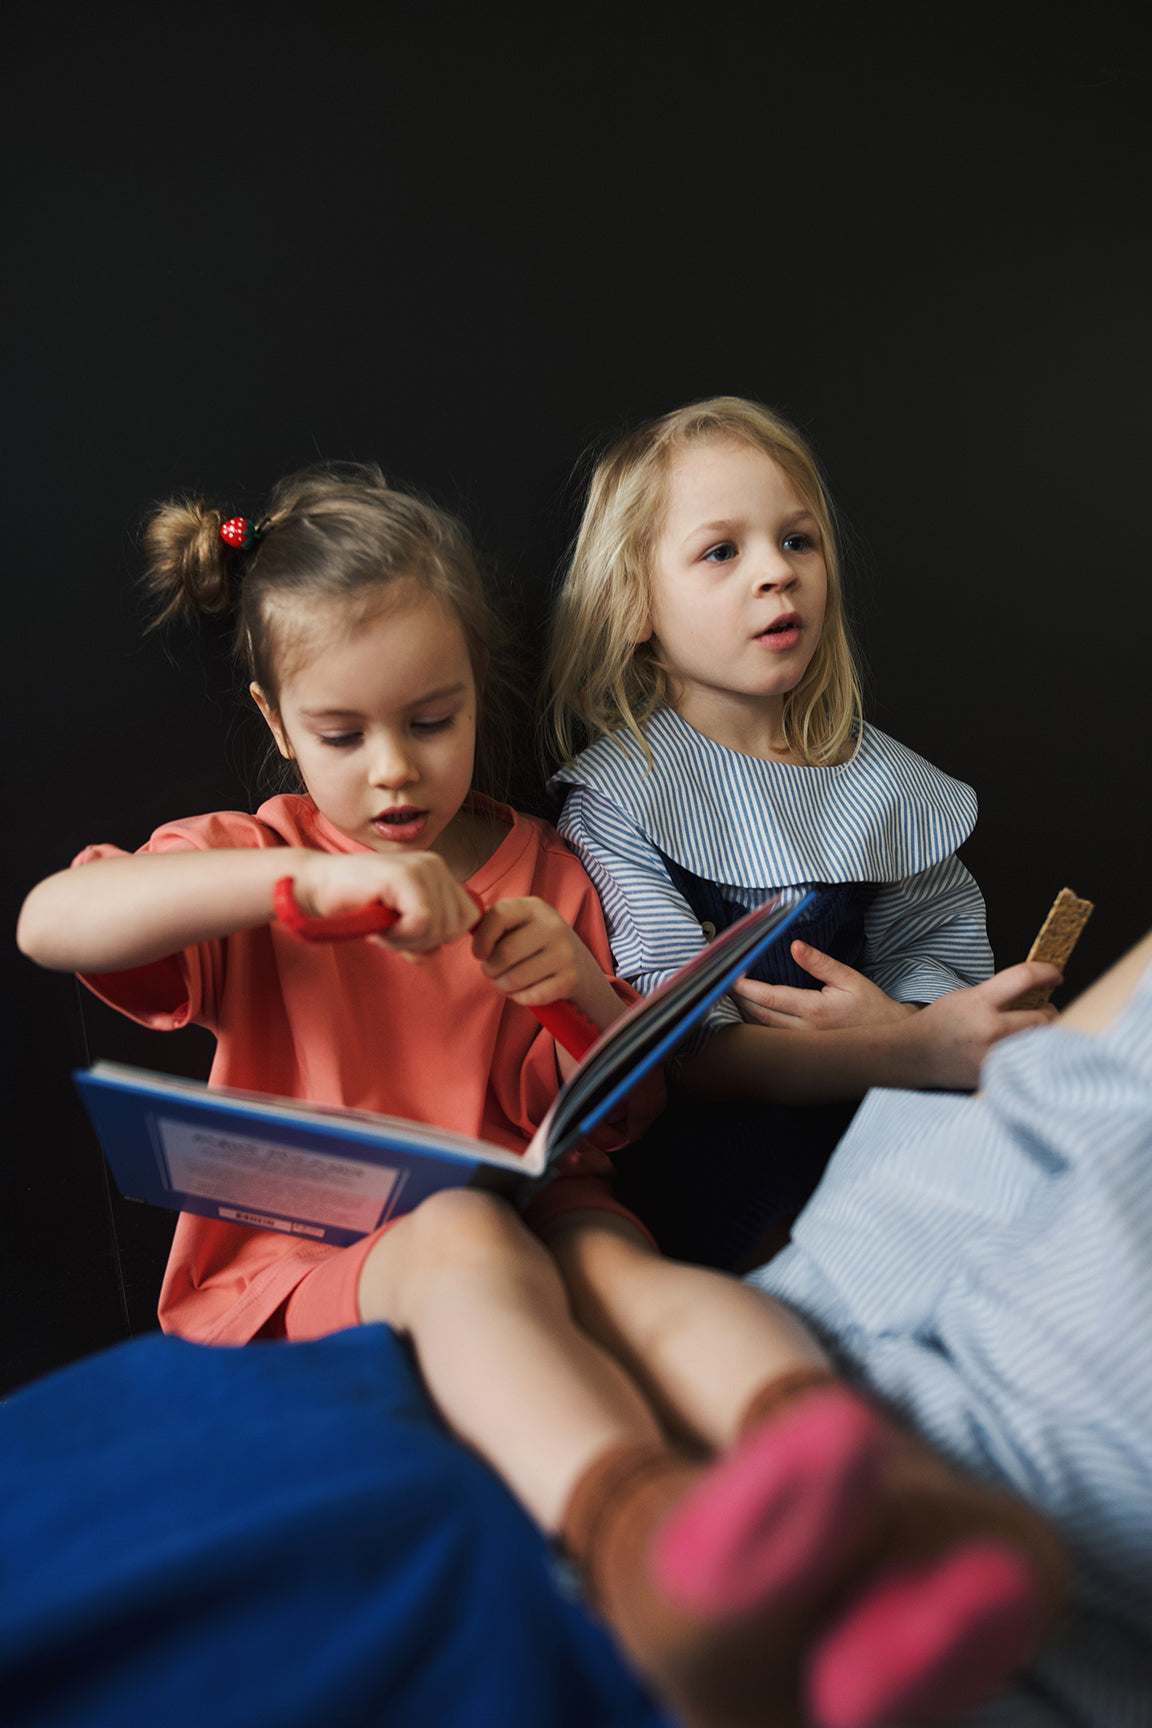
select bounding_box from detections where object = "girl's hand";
[471,897,593,1007]
[291,850,479,958]
[472,897,633,1083]
[733,941,920,1031]
[909,961,1063,1089]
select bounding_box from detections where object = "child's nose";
[752,549,797,592]
[370,736,418,787]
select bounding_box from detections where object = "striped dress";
[550,708,994,1037]
[750,958,1152,1725]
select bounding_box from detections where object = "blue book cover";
[74,891,813,1246]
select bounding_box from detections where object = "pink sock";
[807,1540,1044,1728]
[651,1376,1063,1728]
[651,1386,886,1617]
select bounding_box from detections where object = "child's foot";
[649,1383,1065,1728]
[651,1386,886,1617]
[806,1540,1044,1728]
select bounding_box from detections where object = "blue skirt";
[0,1324,673,1728]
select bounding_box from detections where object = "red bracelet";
[272,876,401,941]
[273,877,490,941]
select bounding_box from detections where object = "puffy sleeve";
[557,787,742,1037]
[71,811,281,1033]
[862,854,994,1002]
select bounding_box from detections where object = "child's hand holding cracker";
[901,889,1094,1088]
[908,961,1064,1089]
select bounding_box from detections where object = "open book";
[74,890,815,1247]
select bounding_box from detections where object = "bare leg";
[547,1216,1067,1728]
[357,1188,838,1725]
[546,1212,829,1450]
[357,1187,664,1530]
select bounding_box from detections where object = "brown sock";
[559,1439,703,1676]
[737,1363,841,1438]
[560,1439,805,1728]
[651,1373,1066,1726]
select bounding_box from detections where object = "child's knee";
[360,1187,556,1325]
[547,1216,664,1324]
[412,1187,529,1257]
[550,1215,658,1280]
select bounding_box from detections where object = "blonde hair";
[544,396,863,768]
[141,463,519,799]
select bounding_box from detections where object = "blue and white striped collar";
[550,708,978,888]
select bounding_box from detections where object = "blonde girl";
[547,396,1057,1111]
[20,465,1065,1728]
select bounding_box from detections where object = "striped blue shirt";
[750,955,1152,1724]
[550,709,993,1030]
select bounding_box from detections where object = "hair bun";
[141,498,238,624]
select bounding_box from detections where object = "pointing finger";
[789,940,869,990]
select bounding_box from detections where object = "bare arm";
[1054,928,1152,1036]
[17,846,480,974]
[679,959,1063,1104]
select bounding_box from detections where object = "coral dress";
[75,794,653,1343]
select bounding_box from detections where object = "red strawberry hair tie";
[219,516,262,551]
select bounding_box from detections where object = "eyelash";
[318,716,456,749]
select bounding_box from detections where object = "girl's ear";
[250,682,293,759]
[635,618,653,644]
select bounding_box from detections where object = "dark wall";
[4,3,1149,1394]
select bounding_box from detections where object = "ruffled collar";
[550,709,977,888]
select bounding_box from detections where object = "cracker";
[1012,887,1094,1009]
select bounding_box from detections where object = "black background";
[4,2,1149,1396]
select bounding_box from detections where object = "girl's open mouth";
[372,809,429,843]
[756,616,802,651]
